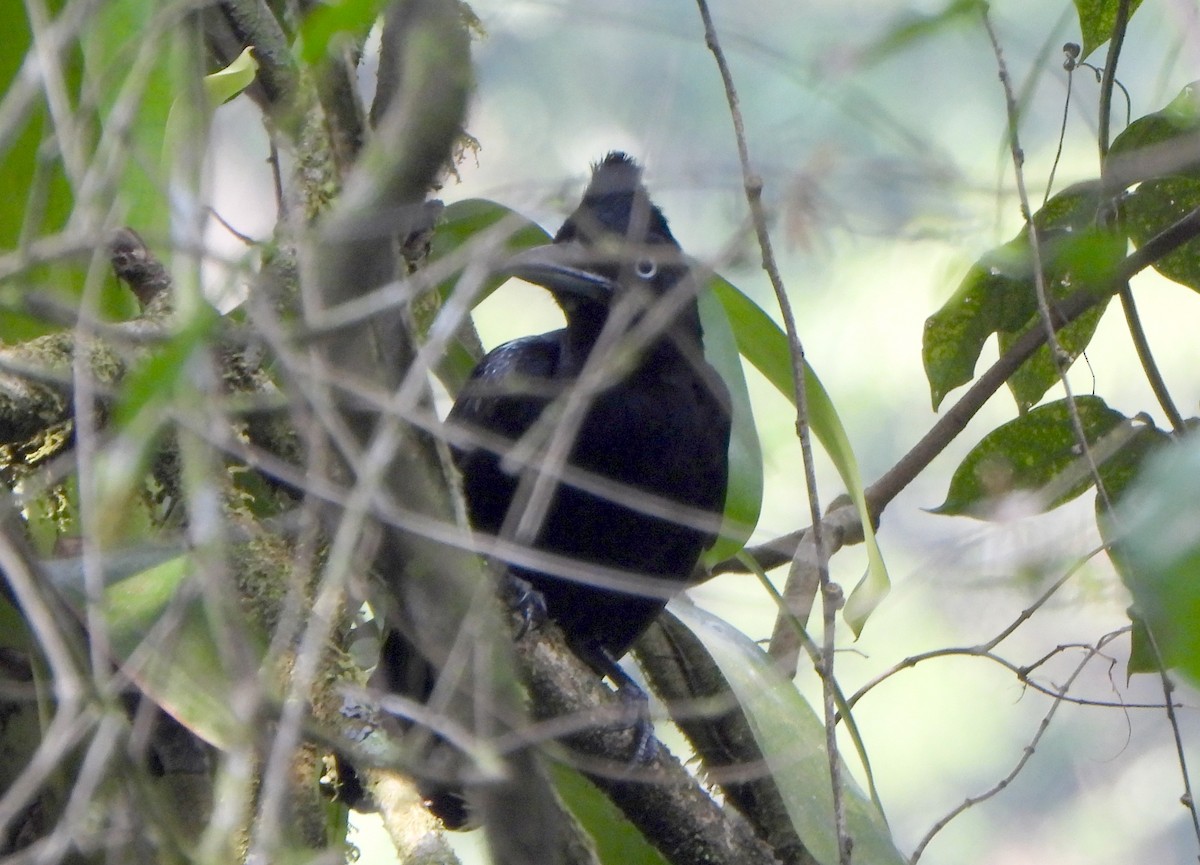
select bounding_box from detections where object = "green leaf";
[83,0,179,245]
[1091,424,1171,679]
[0,3,83,342]
[297,0,388,65]
[997,294,1110,412]
[671,601,906,865]
[431,199,554,297]
[1092,423,1171,511]
[1124,612,1157,676]
[202,46,259,105]
[107,556,260,747]
[699,290,763,563]
[550,763,669,865]
[923,184,1124,411]
[1072,0,1146,59]
[711,278,889,631]
[429,199,553,389]
[1108,80,1200,174]
[933,396,1136,518]
[1122,177,1200,292]
[859,0,985,66]
[1109,82,1200,291]
[164,47,259,169]
[44,546,264,747]
[1111,437,1200,686]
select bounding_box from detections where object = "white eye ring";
[635,258,657,279]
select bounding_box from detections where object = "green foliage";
[296,0,389,65]
[1091,424,1173,510]
[1111,439,1200,686]
[920,71,1200,691]
[201,45,261,105]
[698,289,764,562]
[859,0,986,66]
[673,602,906,865]
[0,0,82,341]
[1123,177,1200,290]
[1071,0,1146,59]
[932,396,1156,517]
[1108,80,1200,165]
[550,764,670,865]
[1110,82,1200,292]
[50,548,263,747]
[82,0,180,244]
[923,184,1124,412]
[429,198,554,388]
[708,278,889,632]
[164,46,260,167]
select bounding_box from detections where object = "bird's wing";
[446,331,567,536]
[447,331,565,434]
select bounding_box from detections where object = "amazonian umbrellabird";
[448,151,732,671]
[371,152,732,826]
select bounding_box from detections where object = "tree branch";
[712,194,1200,581]
[515,617,783,865]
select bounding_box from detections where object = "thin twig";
[1092,0,1186,434]
[1144,628,1200,849]
[909,631,1117,862]
[1096,0,1131,157]
[1044,48,1073,206]
[1118,284,1186,433]
[1098,4,1198,842]
[715,192,1200,579]
[848,545,1101,708]
[981,10,1113,513]
[694,2,849,861]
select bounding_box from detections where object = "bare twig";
[1118,283,1185,433]
[1096,0,1131,157]
[1144,629,1200,849]
[693,2,849,861]
[848,546,1104,709]
[1093,0,1186,434]
[910,631,1118,862]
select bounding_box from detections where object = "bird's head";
[503,152,701,345]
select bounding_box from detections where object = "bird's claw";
[616,679,658,764]
[504,574,548,639]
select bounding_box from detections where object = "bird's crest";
[556,152,678,248]
[584,151,646,198]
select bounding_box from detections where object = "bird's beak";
[501,242,615,302]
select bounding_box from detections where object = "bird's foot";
[503,574,548,639]
[327,694,381,812]
[579,642,658,764]
[614,676,658,764]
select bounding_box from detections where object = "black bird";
[448,151,732,674]
[364,153,731,826]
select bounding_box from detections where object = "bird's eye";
[635,258,657,279]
